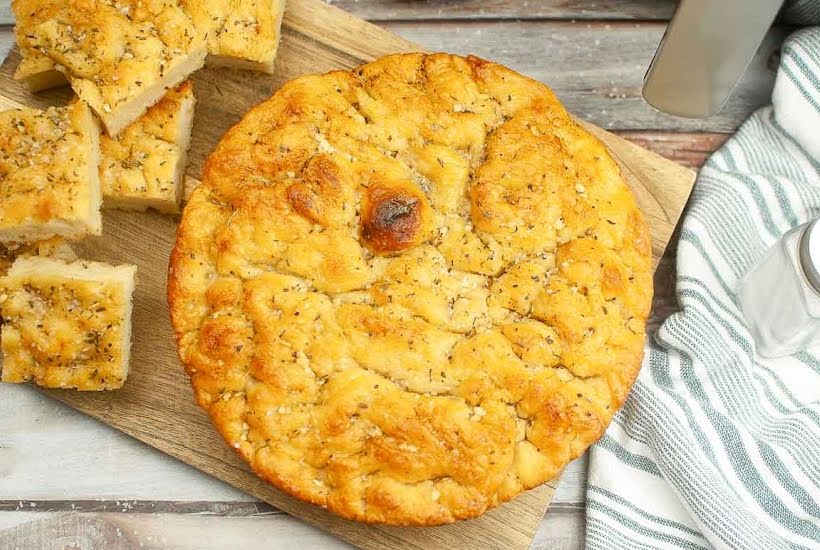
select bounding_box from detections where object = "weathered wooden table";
[0,1,786,548]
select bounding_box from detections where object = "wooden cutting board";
[0,1,695,548]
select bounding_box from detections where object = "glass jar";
[739,217,820,358]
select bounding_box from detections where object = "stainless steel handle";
[642,0,784,118]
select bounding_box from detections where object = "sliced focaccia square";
[100,81,196,213]
[0,238,76,276]
[0,257,137,390]
[12,0,206,136]
[182,0,286,73]
[0,101,102,243]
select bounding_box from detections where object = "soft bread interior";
[13,54,69,93]
[172,87,197,209]
[7,256,137,285]
[20,68,69,93]
[100,83,197,214]
[205,55,276,74]
[80,102,104,236]
[0,219,91,244]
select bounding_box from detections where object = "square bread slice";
[0,257,137,391]
[100,81,196,214]
[0,101,102,243]
[12,0,207,136]
[0,238,76,276]
[182,0,286,73]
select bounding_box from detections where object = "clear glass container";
[739,217,820,358]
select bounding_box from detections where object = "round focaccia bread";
[169,53,652,525]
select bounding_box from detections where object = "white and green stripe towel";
[585,26,820,550]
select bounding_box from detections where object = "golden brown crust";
[360,184,430,254]
[12,0,206,135]
[11,0,66,92]
[168,53,653,525]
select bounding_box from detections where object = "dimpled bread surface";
[168,53,653,525]
[181,0,286,73]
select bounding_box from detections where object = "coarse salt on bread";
[168,53,653,525]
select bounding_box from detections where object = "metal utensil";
[642,0,784,118]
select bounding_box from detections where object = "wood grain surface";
[382,20,784,132]
[0,3,785,134]
[326,0,679,21]
[0,26,732,170]
[0,23,742,176]
[0,129,555,548]
[0,381,590,507]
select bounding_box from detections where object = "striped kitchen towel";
[782,0,820,25]
[585,27,820,550]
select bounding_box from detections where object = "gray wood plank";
[382,20,783,132]
[0,501,276,514]
[0,25,730,162]
[0,500,587,549]
[0,496,587,520]
[0,0,678,27]
[325,0,677,21]
[0,22,783,133]
[0,508,587,550]
[0,4,709,550]
[0,383,254,503]
[0,508,585,549]
[616,131,729,168]
[0,0,684,26]
[0,27,9,56]
[0,511,354,550]
[0,378,588,504]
